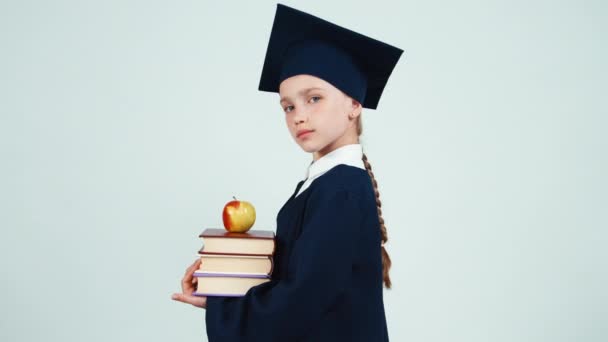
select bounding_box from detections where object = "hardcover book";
[199,228,276,256]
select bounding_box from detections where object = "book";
[193,228,276,296]
[197,253,273,277]
[193,272,271,297]
[199,228,276,256]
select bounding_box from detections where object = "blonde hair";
[356,115,392,289]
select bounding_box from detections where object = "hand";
[171,258,207,309]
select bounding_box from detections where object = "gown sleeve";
[205,187,363,342]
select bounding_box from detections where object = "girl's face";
[279,74,361,161]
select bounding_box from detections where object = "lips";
[297,129,314,138]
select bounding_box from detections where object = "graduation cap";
[258,3,404,110]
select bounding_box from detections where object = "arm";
[205,188,362,342]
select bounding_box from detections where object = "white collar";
[304,143,365,180]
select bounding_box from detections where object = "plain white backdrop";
[1,0,606,341]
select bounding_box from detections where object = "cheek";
[312,101,338,121]
[315,108,348,134]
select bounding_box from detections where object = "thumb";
[171,293,206,308]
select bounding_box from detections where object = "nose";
[292,107,308,125]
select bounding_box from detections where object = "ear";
[349,98,363,118]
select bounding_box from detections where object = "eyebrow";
[279,87,324,104]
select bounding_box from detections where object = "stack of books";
[193,228,275,297]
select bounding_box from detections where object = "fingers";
[171,293,207,309]
[183,258,201,278]
[181,258,202,294]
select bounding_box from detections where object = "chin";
[296,140,321,153]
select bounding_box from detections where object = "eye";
[283,105,294,113]
[309,96,321,103]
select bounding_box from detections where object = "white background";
[1,0,606,341]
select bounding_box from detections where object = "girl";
[172,3,403,341]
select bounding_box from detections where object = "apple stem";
[233,196,237,201]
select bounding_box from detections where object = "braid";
[362,152,392,289]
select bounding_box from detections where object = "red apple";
[222,196,256,233]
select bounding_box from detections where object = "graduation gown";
[205,164,389,341]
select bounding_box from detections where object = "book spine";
[199,228,276,239]
[194,272,270,279]
[198,251,274,257]
[197,253,270,259]
[193,292,248,297]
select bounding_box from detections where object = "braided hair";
[356,116,392,289]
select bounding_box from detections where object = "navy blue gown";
[205,164,389,341]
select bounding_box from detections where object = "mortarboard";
[258,3,404,110]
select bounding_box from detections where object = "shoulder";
[317,164,374,195]
[300,164,380,240]
[306,164,376,211]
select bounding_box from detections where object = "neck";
[312,138,359,162]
